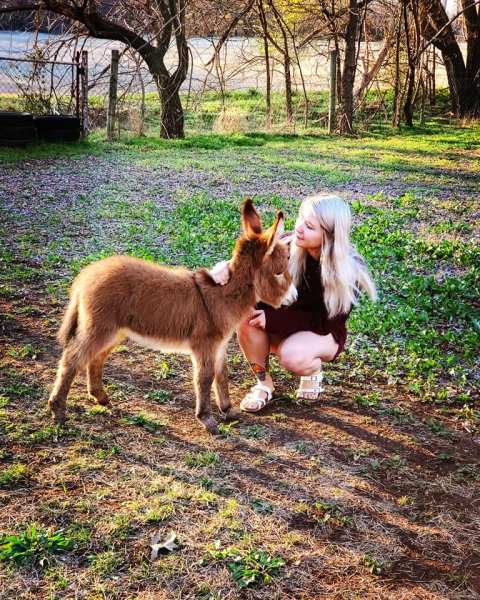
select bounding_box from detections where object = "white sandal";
[296,368,324,400]
[240,382,274,412]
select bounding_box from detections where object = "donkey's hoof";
[93,393,110,406]
[220,407,242,422]
[50,407,66,425]
[200,415,220,435]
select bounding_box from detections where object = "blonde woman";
[210,194,377,412]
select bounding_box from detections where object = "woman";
[210,193,377,412]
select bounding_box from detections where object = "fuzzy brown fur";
[48,199,292,434]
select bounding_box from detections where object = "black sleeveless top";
[257,254,350,357]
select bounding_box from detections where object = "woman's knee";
[278,346,310,374]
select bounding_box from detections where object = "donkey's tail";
[57,292,79,347]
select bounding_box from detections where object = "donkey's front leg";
[213,341,230,414]
[191,351,219,435]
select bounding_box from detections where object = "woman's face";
[294,206,323,251]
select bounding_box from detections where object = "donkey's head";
[232,199,293,308]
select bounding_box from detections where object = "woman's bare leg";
[236,316,275,402]
[277,331,338,399]
[237,319,339,406]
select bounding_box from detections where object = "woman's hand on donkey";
[209,260,231,285]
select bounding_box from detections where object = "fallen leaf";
[150,530,178,561]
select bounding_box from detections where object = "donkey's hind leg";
[49,331,118,424]
[213,341,240,421]
[191,349,219,435]
[87,345,117,406]
[48,341,82,424]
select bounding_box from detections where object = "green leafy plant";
[0,524,73,567]
[218,421,239,436]
[7,343,42,360]
[362,554,383,575]
[209,542,285,588]
[251,498,274,515]
[120,412,166,433]
[0,463,29,487]
[185,451,221,467]
[154,360,172,380]
[354,392,381,407]
[88,550,124,577]
[295,500,352,527]
[312,500,352,527]
[240,424,267,439]
[425,418,453,438]
[144,389,172,403]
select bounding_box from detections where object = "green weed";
[185,451,221,468]
[120,412,166,433]
[0,524,73,567]
[209,542,285,588]
[0,463,29,487]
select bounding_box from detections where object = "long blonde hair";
[289,194,377,317]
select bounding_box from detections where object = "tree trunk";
[269,0,293,124]
[257,0,272,124]
[461,0,480,116]
[283,52,293,123]
[403,3,415,127]
[443,44,468,115]
[158,84,185,138]
[339,0,360,134]
[264,37,272,125]
[392,8,402,127]
[417,0,480,117]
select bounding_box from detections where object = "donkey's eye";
[274,272,284,278]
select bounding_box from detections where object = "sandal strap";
[300,374,323,383]
[249,382,273,399]
[240,383,273,411]
[297,369,324,399]
[296,384,324,399]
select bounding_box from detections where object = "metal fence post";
[107,49,119,141]
[328,49,337,135]
[80,50,89,137]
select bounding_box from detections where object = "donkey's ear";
[265,211,285,255]
[241,198,263,239]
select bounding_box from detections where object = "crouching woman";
[210,193,377,412]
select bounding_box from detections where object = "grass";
[185,451,221,468]
[0,463,29,487]
[0,113,479,598]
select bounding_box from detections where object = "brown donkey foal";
[48,199,293,434]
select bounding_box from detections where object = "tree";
[1,0,189,138]
[339,0,361,133]
[417,0,480,117]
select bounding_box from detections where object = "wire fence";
[0,53,80,117]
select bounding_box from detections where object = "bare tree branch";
[206,0,255,67]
